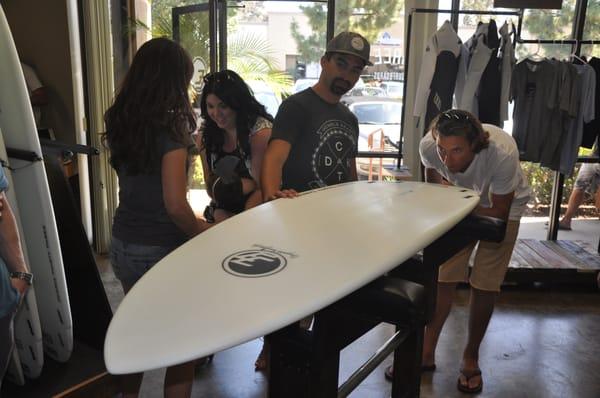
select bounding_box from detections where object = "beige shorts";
[438,220,520,292]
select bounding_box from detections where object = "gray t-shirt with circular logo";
[271,88,358,192]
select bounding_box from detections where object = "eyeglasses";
[439,110,470,122]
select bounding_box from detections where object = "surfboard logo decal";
[222,250,287,277]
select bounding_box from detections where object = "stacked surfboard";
[0,5,73,384]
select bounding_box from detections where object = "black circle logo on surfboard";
[222,250,287,277]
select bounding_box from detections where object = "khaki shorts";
[438,220,520,292]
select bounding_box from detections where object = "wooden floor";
[506,239,600,283]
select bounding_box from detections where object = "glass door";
[172,2,215,94]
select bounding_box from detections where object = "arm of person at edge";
[162,148,211,236]
[260,138,298,201]
[425,167,513,221]
[244,127,271,209]
[195,132,215,199]
[0,193,30,300]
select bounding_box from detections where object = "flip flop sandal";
[384,363,437,381]
[457,368,483,394]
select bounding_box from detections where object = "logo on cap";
[351,37,365,51]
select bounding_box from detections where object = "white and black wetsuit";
[477,20,502,126]
[414,21,464,130]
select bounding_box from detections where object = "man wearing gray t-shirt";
[261,31,372,199]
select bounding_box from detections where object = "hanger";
[567,40,589,64]
[570,53,589,64]
[527,39,544,61]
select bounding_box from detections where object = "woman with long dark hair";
[104,37,209,398]
[197,70,273,223]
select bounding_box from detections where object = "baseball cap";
[326,31,373,66]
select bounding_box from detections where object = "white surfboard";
[0,5,73,362]
[0,128,44,379]
[104,181,479,374]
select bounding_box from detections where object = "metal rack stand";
[399,8,523,163]
[401,8,599,251]
[516,36,600,246]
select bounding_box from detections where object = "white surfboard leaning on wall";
[0,5,73,363]
[105,181,479,374]
[0,128,44,380]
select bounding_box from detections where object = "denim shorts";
[110,237,177,292]
[0,257,19,318]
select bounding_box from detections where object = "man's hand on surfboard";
[267,189,298,201]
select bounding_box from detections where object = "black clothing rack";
[399,8,523,164]
[515,38,600,244]
[401,8,599,248]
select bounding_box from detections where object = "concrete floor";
[101,270,600,398]
[99,190,600,397]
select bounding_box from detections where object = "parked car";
[247,80,281,118]
[380,81,404,99]
[345,86,388,97]
[292,78,318,93]
[292,77,366,94]
[341,96,402,180]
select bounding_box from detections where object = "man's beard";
[330,77,352,96]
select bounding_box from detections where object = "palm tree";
[127,11,293,97]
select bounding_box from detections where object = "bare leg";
[422,282,458,366]
[255,341,269,371]
[164,361,196,398]
[560,188,585,228]
[459,287,497,390]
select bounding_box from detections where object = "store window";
[455,0,516,40]
[225,1,326,118]
[333,0,405,180]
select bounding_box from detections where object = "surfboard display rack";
[2,141,115,397]
[5,147,42,163]
[267,214,503,397]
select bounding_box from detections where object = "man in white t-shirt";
[414,109,529,394]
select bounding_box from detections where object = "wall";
[267,11,309,70]
[3,0,77,144]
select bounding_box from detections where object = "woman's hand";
[10,277,29,304]
[266,189,298,201]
